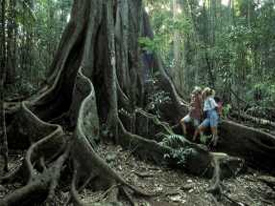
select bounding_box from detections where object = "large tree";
[1,0,275,205]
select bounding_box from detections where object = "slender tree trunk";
[172,0,183,94]
[5,0,16,84]
[0,0,9,172]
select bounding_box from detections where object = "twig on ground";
[133,171,154,178]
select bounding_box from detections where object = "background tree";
[145,0,275,120]
[3,0,73,98]
[0,0,9,173]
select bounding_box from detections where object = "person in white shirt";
[193,87,219,147]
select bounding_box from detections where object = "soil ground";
[1,144,275,206]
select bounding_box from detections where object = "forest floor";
[95,143,275,206]
[1,143,275,206]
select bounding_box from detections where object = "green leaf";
[15,0,36,27]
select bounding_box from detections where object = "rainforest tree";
[0,0,275,206]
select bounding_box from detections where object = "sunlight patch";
[221,0,230,6]
[199,0,230,6]
[67,14,71,23]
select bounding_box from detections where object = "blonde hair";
[202,87,215,98]
[192,86,202,95]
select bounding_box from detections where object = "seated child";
[180,87,203,138]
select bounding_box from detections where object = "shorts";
[200,109,219,128]
[181,114,200,127]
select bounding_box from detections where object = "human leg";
[210,126,218,145]
[209,111,219,146]
[193,126,204,141]
[193,118,209,141]
[180,115,191,135]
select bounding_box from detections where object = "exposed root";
[232,111,275,129]
[118,117,171,163]
[219,120,275,174]
[105,185,119,203]
[0,174,49,206]
[0,142,70,206]
[70,70,155,199]
[0,166,20,183]
[206,152,245,206]
[135,108,174,135]
[209,194,219,206]
[223,193,250,206]
[97,184,120,202]
[0,148,8,173]
[257,175,275,191]
[70,167,84,206]
[120,186,136,206]
[38,156,47,172]
[46,142,71,202]
[207,156,222,199]
[69,166,121,206]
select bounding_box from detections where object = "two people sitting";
[180,87,220,147]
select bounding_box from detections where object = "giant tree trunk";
[0,1,186,205]
[0,0,274,205]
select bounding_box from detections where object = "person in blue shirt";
[193,87,219,146]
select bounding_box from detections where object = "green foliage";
[252,82,275,107]
[15,1,36,28]
[146,85,171,118]
[160,134,189,148]
[164,148,193,167]
[199,134,212,145]
[2,0,73,96]
[160,134,193,168]
[138,37,158,52]
[145,0,275,115]
[222,104,232,118]
[144,0,193,66]
[4,79,37,98]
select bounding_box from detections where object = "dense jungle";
[0,0,275,205]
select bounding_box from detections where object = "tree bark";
[5,0,16,84]
[0,0,9,173]
[219,120,275,174]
